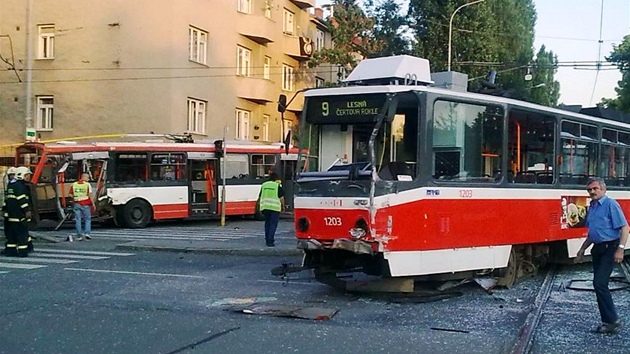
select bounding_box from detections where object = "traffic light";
[214,139,224,158]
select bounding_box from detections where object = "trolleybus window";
[224,154,249,179]
[560,121,597,185]
[432,100,503,182]
[251,154,276,178]
[114,153,147,183]
[150,153,186,181]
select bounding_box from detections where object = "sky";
[315,0,629,107]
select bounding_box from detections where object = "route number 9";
[322,102,329,116]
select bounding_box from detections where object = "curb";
[115,243,304,257]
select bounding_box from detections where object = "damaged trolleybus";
[291,55,629,290]
[11,138,299,228]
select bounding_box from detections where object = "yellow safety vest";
[259,181,281,212]
[72,181,90,202]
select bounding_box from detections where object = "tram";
[291,55,629,288]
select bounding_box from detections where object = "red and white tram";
[292,55,629,288]
[12,139,298,228]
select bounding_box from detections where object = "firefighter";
[16,167,35,252]
[3,166,33,257]
[2,167,18,255]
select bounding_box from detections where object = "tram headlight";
[349,218,369,239]
[297,217,310,232]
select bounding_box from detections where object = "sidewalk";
[2,218,303,257]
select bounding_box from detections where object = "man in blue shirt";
[577,177,628,334]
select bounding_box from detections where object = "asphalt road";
[0,220,628,354]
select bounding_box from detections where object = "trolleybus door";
[187,152,218,216]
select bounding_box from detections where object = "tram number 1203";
[324,217,342,226]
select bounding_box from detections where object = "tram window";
[560,121,597,184]
[251,154,276,179]
[508,110,555,184]
[149,153,186,181]
[601,128,630,186]
[432,100,503,182]
[113,153,147,183]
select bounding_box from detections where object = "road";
[0,220,628,353]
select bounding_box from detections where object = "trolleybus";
[10,139,298,228]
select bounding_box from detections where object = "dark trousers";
[591,240,619,324]
[3,220,17,256]
[263,210,280,245]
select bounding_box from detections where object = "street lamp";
[447,0,485,72]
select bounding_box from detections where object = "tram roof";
[304,84,630,130]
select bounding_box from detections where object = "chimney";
[315,7,324,19]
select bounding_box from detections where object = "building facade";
[0,0,335,148]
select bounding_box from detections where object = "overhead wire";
[589,0,606,105]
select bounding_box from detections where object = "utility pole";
[220,125,227,227]
[25,0,34,133]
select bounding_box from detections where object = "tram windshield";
[296,91,420,196]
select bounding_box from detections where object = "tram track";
[508,265,558,354]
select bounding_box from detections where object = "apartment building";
[0,0,335,148]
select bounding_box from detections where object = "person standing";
[577,177,628,334]
[2,167,18,256]
[258,172,285,247]
[68,173,94,242]
[16,167,35,253]
[2,167,33,257]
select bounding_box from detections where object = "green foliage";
[602,35,630,112]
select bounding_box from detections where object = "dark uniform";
[2,179,32,257]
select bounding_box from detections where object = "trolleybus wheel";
[122,199,152,228]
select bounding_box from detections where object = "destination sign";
[306,94,388,124]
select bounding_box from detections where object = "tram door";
[280,156,297,211]
[188,154,218,217]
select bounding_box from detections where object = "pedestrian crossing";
[0,248,135,274]
[64,228,295,241]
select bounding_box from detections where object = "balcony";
[238,13,277,45]
[283,35,313,61]
[290,0,315,9]
[236,76,275,104]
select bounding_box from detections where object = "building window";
[282,64,294,91]
[315,77,325,87]
[237,46,251,76]
[237,0,251,14]
[283,120,293,142]
[263,114,270,141]
[36,96,54,130]
[187,98,206,134]
[264,0,272,18]
[283,9,294,34]
[38,25,55,59]
[236,109,250,140]
[189,26,208,64]
[315,29,325,51]
[263,56,271,80]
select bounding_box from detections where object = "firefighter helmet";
[6,166,17,176]
[15,166,33,180]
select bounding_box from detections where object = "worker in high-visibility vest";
[68,173,95,242]
[2,166,32,257]
[258,172,285,247]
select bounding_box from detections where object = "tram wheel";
[122,199,152,228]
[497,249,517,289]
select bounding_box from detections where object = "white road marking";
[34,249,135,257]
[64,268,205,278]
[0,271,9,274]
[256,279,321,286]
[0,257,78,264]
[0,262,46,269]
[33,254,109,260]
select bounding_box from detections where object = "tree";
[528,45,560,107]
[308,0,410,71]
[601,35,630,112]
[407,0,559,106]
